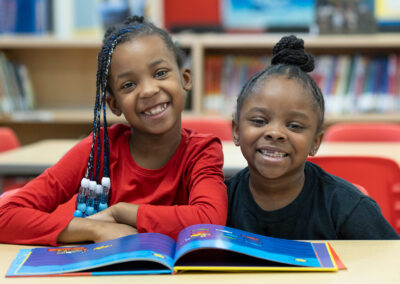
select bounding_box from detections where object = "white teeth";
[144,103,167,115]
[259,149,286,158]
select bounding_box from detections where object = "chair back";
[307,156,400,234]
[0,127,20,152]
[182,117,232,141]
[352,183,369,196]
[323,123,400,142]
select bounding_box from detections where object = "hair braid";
[79,15,187,215]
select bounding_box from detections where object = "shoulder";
[181,128,223,157]
[225,167,249,196]
[305,161,385,223]
[69,124,130,156]
[305,161,366,200]
[105,123,131,141]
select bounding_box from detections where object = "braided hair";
[85,15,186,184]
[235,35,325,132]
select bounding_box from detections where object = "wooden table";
[1,241,399,283]
[0,140,399,180]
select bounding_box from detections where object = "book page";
[174,224,331,268]
[7,233,176,276]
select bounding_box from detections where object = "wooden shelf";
[1,33,400,144]
[0,34,195,49]
[197,34,400,49]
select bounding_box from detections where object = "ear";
[181,68,192,92]
[232,119,240,146]
[106,92,122,116]
[309,130,324,156]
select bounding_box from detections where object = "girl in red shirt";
[0,16,227,245]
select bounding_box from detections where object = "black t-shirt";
[226,162,400,240]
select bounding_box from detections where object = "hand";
[87,202,139,227]
[92,223,138,243]
[58,217,138,244]
[86,207,117,223]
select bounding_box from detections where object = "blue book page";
[174,224,324,268]
[7,233,176,276]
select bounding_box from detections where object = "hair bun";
[271,35,314,73]
[124,15,145,25]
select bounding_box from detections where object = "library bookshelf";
[0,34,399,144]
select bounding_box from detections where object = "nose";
[139,78,159,99]
[264,124,287,142]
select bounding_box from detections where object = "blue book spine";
[0,0,17,33]
[14,0,49,34]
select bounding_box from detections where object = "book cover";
[6,224,339,277]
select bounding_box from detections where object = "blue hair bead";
[77,202,86,212]
[98,202,108,211]
[73,210,83,218]
[85,206,95,216]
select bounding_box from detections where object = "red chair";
[182,117,232,141]
[352,183,369,196]
[0,127,20,152]
[323,122,400,142]
[0,127,30,192]
[307,156,400,234]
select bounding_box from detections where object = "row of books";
[203,54,400,115]
[0,0,159,38]
[203,55,269,116]
[312,54,400,114]
[0,52,35,113]
[0,0,51,35]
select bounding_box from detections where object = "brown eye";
[250,118,266,126]
[122,82,136,89]
[288,122,304,131]
[155,70,168,78]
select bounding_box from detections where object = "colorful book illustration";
[6,224,339,277]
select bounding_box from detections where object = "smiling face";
[233,76,323,182]
[106,35,192,136]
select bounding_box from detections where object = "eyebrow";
[116,59,166,79]
[249,107,310,120]
[248,107,267,113]
[287,110,310,120]
[117,71,133,79]
[149,59,166,68]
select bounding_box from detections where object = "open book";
[6,224,339,276]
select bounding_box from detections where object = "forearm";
[137,197,227,239]
[58,217,139,244]
[110,202,139,227]
[57,217,103,244]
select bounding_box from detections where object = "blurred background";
[0,0,399,144]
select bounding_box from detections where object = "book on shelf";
[204,53,400,115]
[310,54,400,114]
[0,52,35,113]
[0,0,50,35]
[53,0,103,38]
[6,224,341,277]
[203,54,268,115]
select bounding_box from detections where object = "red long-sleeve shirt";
[0,124,227,245]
